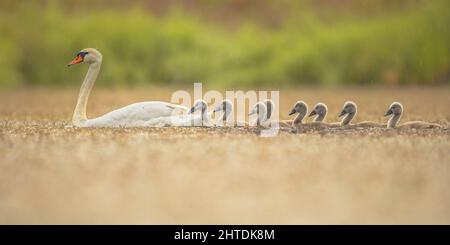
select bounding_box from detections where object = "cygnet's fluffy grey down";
[263,99,274,122]
[213,99,233,127]
[307,102,340,128]
[280,100,308,128]
[249,102,270,127]
[384,102,441,129]
[338,101,384,128]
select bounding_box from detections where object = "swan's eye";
[77,51,89,58]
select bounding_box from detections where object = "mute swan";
[338,101,384,127]
[249,102,270,127]
[308,102,339,127]
[213,99,233,127]
[68,48,187,127]
[384,102,441,129]
[145,100,212,127]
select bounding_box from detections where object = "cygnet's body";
[384,102,441,129]
[338,101,384,128]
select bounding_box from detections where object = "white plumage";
[81,102,187,127]
[68,48,188,128]
[144,100,212,127]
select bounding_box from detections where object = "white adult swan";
[144,100,212,127]
[68,48,188,127]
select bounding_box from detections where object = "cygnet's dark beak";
[308,110,317,117]
[384,109,393,117]
[338,109,347,118]
[288,108,297,116]
[189,106,196,114]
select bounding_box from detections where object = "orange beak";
[67,55,83,66]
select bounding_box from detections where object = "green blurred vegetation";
[0,0,449,88]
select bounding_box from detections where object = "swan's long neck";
[293,111,306,126]
[257,108,267,126]
[314,112,326,122]
[72,61,101,126]
[222,109,231,121]
[388,113,402,128]
[201,107,210,124]
[341,112,355,126]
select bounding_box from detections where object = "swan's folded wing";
[91,101,188,126]
[145,114,197,127]
[164,104,189,115]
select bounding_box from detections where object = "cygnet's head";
[338,101,357,117]
[288,101,308,116]
[213,99,233,121]
[249,102,267,117]
[67,48,103,66]
[189,100,208,114]
[309,103,328,118]
[384,102,403,117]
[213,99,233,113]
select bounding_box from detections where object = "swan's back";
[144,102,212,127]
[84,101,187,127]
[145,114,199,127]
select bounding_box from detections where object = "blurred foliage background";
[0,0,449,88]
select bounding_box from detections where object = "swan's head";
[384,102,403,117]
[263,99,274,119]
[338,101,357,117]
[189,100,208,114]
[309,103,328,118]
[288,101,308,116]
[213,99,233,113]
[249,102,267,116]
[68,48,103,66]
